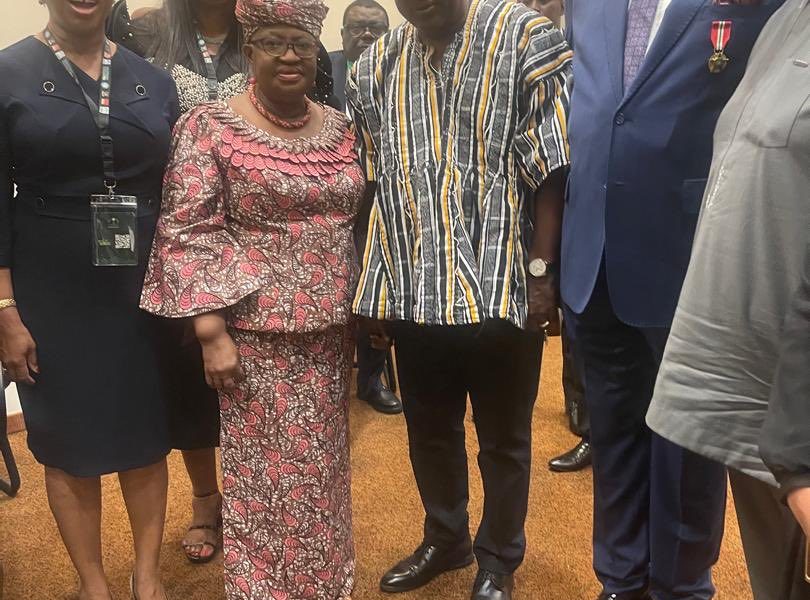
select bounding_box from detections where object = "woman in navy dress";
[0,1,177,598]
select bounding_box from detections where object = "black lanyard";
[43,28,117,191]
[195,30,219,101]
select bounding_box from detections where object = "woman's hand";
[0,309,38,385]
[194,312,243,391]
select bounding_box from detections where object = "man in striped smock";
[348,1,572,598]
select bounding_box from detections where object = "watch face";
[529,259,547,277]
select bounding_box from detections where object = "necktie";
[623,0,660,90]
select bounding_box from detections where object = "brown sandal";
[182,491,223,564]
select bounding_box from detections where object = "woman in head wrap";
[140,1,361,598]
[108,0,341,567]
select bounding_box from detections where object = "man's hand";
[527,274,559,333]
[787,487,810,538]
[359,317,392,350]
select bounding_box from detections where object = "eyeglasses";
[251,38,319,59]
[346,23,388,37]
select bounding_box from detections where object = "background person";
[0,0,179,598]
[517,0,592,474]
[330,0,401,415]
[330,0,390,111]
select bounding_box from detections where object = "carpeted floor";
[0,338,752,600]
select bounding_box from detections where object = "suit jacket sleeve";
[760,243,810,497]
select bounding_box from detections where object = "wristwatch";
[528,258,556,278]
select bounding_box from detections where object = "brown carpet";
[0,338,752,600]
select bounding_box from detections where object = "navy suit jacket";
[561,0,783,328]
[329,50,348,111]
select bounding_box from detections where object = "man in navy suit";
[329,0,390,111]
[561,1,784,598]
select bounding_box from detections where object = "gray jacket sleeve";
[760,243,810,498]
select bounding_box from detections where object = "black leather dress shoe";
[380,543,474,593]
[596,590,652,600]
[548,440,592,472]
[362,387,403,415]
[471,570,514,600]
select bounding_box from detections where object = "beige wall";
[1,1,404,51]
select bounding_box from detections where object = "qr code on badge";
[115,234,132,250]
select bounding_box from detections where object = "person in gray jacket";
[647,1,810,598]
[760,242,810,598]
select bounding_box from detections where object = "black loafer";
[549,440,592,472]
[363,387,403,415]
[380,543,474,593]
[597,591,652,600]
[471,570,514,600]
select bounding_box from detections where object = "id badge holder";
[90,193,138,267]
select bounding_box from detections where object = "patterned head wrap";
[235,0,329,41]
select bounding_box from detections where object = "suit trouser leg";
[562,319,589,439]
[565,273,725,597]
[564,293,656,594]
[466,320,543,574]
[394,324,472,550]
[730,469,810,600]
[643,329,727,600]
[356,332,387,399]
[648,433,726,600]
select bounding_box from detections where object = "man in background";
[331,1,400,415]
[518,0,592,474]
[520,0,564,27]
[330,0,390,111]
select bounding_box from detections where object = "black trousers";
[561,323,589,438]
[730,470,810,600]
[356,332,387,399]
[393,319,543,574]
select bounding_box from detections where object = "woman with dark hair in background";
[107,0,339,565]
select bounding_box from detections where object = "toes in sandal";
[183,523,222,564]
[182,492,223,565]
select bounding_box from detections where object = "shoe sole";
[379,554,475,594]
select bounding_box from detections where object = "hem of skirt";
[27,444,172,478]
[171,441,220,451]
